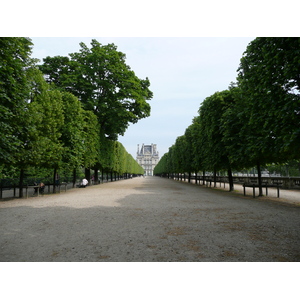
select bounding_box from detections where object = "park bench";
[217,178,228,188]
[57,182,68,193]
[0,177,19,197]
[294,179,300,187]
[26,183,68,198]
[205,178,228,188]
[0,184,17,199]
[205,179,213,187]
[43,182,68,193]
[0,181,69,200]
[243,182,281,198]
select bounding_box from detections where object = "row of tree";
[0,38,149,196]
[154,37,300,196]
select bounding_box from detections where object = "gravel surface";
[0,176,299,262]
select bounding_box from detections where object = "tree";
[29,72,64,193]
[167,145,176,178]
[237,37,300,195]
[98,136,115,175]
[60,92,87,186]
[184,123,201,182]
[0,37,33,165]
[154,153,170,177]
[237,37,300,161]
[81,110,101,182]
[189,116,206,184]
[172,136,183,175]
[197,90,235,190]
[7,67,64,196]
[39,39,153,140]
[170,133,195,182]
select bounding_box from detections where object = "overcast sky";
[30,37,254,159]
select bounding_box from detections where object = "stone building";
[136,144,159,176]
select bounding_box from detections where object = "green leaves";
[237,37,300,162]
[0,38,33,165]
[39,39,153,139]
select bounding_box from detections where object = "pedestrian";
[80,178,88,187]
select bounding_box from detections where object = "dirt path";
[0,176,299,262]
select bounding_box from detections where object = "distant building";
[136,144,159,176]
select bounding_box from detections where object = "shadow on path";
[1,177,299,262]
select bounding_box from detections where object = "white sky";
[30,37,254,158]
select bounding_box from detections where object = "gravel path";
[0,176,299,262]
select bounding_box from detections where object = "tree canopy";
[0,37,33,163]
[237,37,300,161]
[39,39,153,139]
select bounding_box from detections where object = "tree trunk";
[94,168,98,184]
[257,162,263,196]
[72,168,76,188]
[202,170,205,185]
[228,168,234,191]
[188,172,191,183]
[213,168,217,187]
[85,168,91,184]
[19,168,24,198]
[53,168,57,193]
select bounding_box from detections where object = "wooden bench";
[204,178,228,188]
[0,185,18,199]
[45,182,68,193]
[205,179,213,187]
[218,179,228,188]
[243,183,281,198]
[28,183,68,197]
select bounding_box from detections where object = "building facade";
[136,144,159,176]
